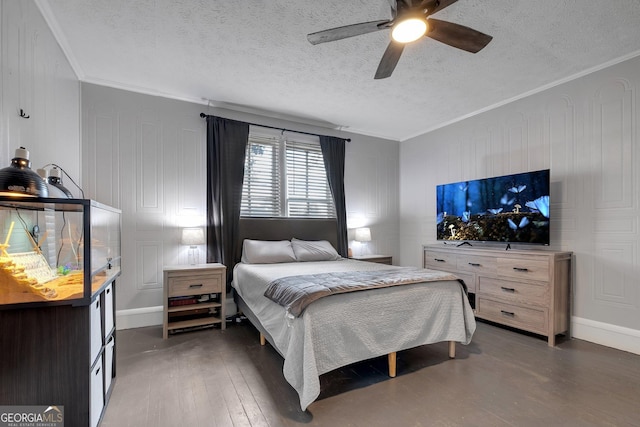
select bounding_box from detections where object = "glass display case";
[0,197,121,308]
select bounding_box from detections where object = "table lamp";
[181,227,205,265]
[354,227,371,256]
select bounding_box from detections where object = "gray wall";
[399,55,640,353]
[5,0,636,353]
[0,0,80,186]
[81,83,400,327]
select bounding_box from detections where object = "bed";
[232,218,476,411]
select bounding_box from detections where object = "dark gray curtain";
[319,136,348,257]
[206,116,249,290]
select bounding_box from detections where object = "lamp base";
[360,243,368,257]
[188,246,199,265]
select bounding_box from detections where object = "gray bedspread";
[232,259,476,411]
[264,268,461,317]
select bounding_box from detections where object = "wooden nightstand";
[163,263,226,339]
[351,254,393,265]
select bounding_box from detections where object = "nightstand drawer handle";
[500,286,516,293]
[468,262,481,267]
[434,258,446,262]
[189,284,203,288]
[513,267,529,272]
[500,310,515,317]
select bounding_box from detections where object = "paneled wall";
[0,0,80,185]
[82,84,399,325]
[82,84,206,320]
[399,55,640,353]
[345,135,399,258]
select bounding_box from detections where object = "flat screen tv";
[436,169,550,245]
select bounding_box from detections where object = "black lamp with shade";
[0,147,48,197]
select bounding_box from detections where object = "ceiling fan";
[307,0,493,79]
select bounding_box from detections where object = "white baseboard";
[116,306,163,330]
[572,316,640,355]
[116,297,238,330]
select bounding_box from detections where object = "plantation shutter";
[285,140,335,218]
[241,127,335,218]
[241,134,282,217]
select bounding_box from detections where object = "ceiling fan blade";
[307,20,390,45]
[426,18,492,53]
[374,41,405,79]
[421,0,459,15]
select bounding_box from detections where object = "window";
[241,127,335,218]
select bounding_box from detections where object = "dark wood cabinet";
[0,279,117,427]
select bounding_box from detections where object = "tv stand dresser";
[423,244,572,346]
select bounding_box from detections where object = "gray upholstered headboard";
[237,218,339,261]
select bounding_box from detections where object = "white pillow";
[241,239,297,264]
[291,238,341,262]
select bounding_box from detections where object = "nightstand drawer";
[168,275,222,297]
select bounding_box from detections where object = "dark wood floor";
[101,320,640,427]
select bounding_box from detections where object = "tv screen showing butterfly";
[436,169,550,245]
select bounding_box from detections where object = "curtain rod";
[199,113,351,142]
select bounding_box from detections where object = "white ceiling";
[39,0,640,141]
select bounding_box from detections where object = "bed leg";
[388,352,397,378]
[260,333,265,346]
[449,341,456,358]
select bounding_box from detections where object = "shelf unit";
[163,263,227,339]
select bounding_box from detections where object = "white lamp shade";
[354,227,371,242]
[181,228,205,246]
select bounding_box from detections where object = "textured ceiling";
[39,0,640,141]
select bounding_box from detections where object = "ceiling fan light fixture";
[391,17,428,43]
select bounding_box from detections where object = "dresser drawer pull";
[512,267,529,272]
[434,258,446,262]
[468,262,481,267]
[500,286,516,293]
[500,310,515,317]
[188,284,203,289]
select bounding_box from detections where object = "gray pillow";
[291,238,341,262]
[241,239,297,264]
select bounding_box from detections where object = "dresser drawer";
[454,271,476,294]
[457,254,496,275]
[424,250,457,271]
[476,297,547,334]
[497,257,549,282]
[478,277,548,306]
[168,274,222,297]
